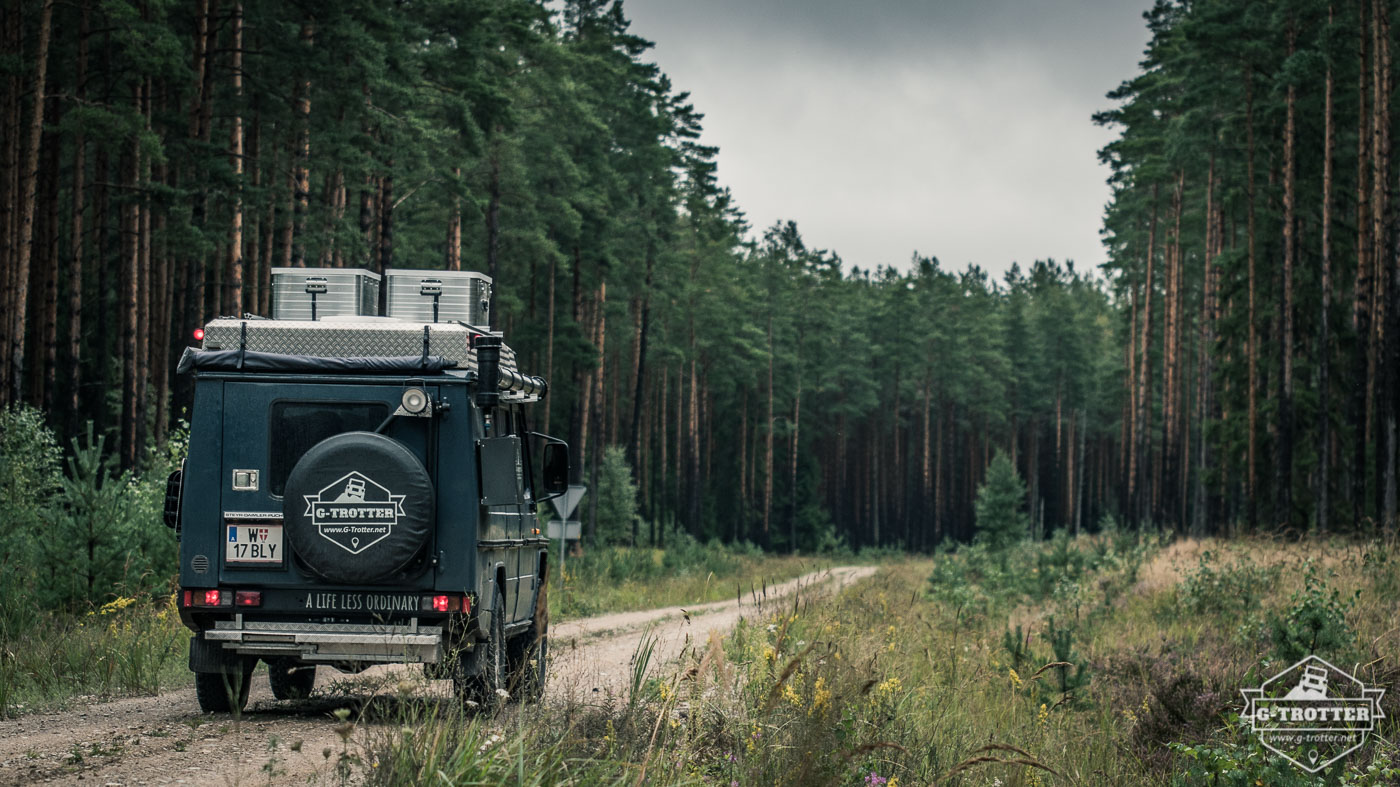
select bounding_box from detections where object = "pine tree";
[974,452,1030,552]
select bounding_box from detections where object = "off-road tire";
[267,659,317,700]
[506,625,547,703]
[195,661,255,713]
[454,591,506,710]
[507,580,547,703]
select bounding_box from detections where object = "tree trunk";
[228,2,244,314]
[38,101,59,411]
[6,0,53,406]
[789,372,801,552]
[485,148,500,315]
[447,167,461,270]
[1136,188,1158,528]
[292,16,313,267]
[1279,38,1297,528]
[121,136,140,467]
[1246,76,1259,528]
[764,315,774,538]
[1319,19,1334,533]
[67,1,89,417]
[1354,0,1372,528]
[628,238,655,474]
[378,173,393,273]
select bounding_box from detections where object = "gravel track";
[0,565,875,786]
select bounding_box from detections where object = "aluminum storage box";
[271,267,381,320]
[200,318,519,376]
[383,270,491,327]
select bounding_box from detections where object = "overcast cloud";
[623,0,1151,278]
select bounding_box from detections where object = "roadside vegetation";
[336,458,1400,785]
[338,533,1400,786]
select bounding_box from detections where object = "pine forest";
[2,0,1398,553]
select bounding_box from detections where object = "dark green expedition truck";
[163,268,566,713]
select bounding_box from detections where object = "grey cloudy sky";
[623,0,1151,278]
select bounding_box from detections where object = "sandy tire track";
[0,565,876,786]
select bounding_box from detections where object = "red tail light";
[235,590,262,607]
[182,589,232,608]
[424,594,468,613]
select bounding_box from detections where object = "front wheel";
[195,660,255,713]
[508,580,548,703]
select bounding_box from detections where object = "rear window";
[269,401,388,496]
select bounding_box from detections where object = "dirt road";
[0,565,875,786]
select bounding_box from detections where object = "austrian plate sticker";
[303,472,405,554]
[225,524,283,565]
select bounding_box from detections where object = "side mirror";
[542,442,569,495]
[163,462,185,531]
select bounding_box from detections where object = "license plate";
[226,524,283,565]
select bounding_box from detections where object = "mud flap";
[188,635,244,674]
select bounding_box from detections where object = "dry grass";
[330,533,1400,785]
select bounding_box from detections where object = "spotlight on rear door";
[401,387,429,415]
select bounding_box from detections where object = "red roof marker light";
[193,328,205,342]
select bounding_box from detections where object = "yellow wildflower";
[810,677,831,716]
[1009,668,1023,689]
[782,681,801,708]
[98,596,137,616]
[874,677,902,701]
[1037,703,1049,730]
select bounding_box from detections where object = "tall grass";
[351,534,1400,786]
[0,592,188,715]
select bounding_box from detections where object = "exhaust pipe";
[474,336,502,411]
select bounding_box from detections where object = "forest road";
[0,564,876,786]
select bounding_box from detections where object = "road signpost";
[549,484,586,599]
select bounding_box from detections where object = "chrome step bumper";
[206,619,444,663]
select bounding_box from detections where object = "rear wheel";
[454,590,506,710]
[195,660,255,713]
[267,658,317,700]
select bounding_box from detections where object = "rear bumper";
[204,619,445,664]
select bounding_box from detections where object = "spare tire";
[282,431,434,584]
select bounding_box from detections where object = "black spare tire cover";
[282,431,434,584]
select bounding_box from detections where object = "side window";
[268,401,388,497]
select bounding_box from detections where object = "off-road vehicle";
[165,267,566,713]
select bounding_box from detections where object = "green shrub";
[1268,563,1357,664]
[0,406,62,606]
[1174,551,1277,617]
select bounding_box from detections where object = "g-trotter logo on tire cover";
[303,472,406,554]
